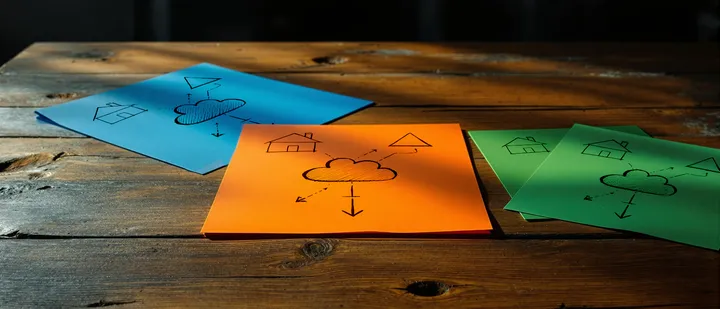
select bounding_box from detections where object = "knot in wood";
[311,56,348,65]
[301,239,335,261]
[406,281,450,297]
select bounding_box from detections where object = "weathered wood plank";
[1,136,718,237]
[1,73,717,108]
[3,107,718,138]
[2,42,718,75]
[0,238,716,308]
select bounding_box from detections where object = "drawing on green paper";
[502,136,550,155]
[591,169,678,219]
[581,139,631,160]
[686,157,720,174]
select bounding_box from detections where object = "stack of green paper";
[470,124,720,250]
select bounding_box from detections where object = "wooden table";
[1,42,718,308]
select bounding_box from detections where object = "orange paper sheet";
[201,124,492,237]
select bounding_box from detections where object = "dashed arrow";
[211,122,224,137]
[378,148,418,162]
[356,149,378,160]
[295,187,329,203]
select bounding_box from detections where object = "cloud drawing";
[302,158,397,182]
[600,169,677,196]
[174,98,246,125]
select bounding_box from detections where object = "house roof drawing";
[584,140,631,152]
[265,133,322,144]
[503,137,547,147]
[93,102,146,121]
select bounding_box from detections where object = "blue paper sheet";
[35,63,373,174]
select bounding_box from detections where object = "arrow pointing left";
[295,187,329,203]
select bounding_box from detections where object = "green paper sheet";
[468,126,649,221]
[504,124,720,250]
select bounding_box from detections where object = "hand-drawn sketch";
[266,133,321,153]
[581,140,631,160]
[342,184,362,217]
[302,158,398,217]
[228,115,260,124]
[184,77,222,89]
[502,136,550,155]
[174,98,246,125]
[594,169,677,219]
[211,122,224,138]
[686,157,720,174]
[93,102,147,124]
[389,133,432,147]
[303,158,397,182]
[295,187,328,203]
[379,148,418,162]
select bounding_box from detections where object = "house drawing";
[582,140,631,160]
[93,102,147,124]
[502,136,549,155]
[265,132,322,153]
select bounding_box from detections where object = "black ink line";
[651,167,674,173]
[295,187,329,203]
[227,114,260,124]
[302,158,398,183]
[378,148,418,162]
[615,191,637,219]
[669,172,708,178]
[583,190,617,201]
[206,83,221,99]
[227,115,260,124]
[599,169,677,196]
[211,122,224,137]
[325,153,334,159]
[174,98,246,125]
[356,149,378,160]
[342,184,363,217]
[342,184,360,198]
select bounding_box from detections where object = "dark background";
[1,0,719,65]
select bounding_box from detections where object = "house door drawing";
[523,147,535,153]
[599,150,611,157]
[287,145,300,152]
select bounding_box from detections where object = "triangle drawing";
[389,133,432,147]
[686,157,720,173]
[184,77,222,89]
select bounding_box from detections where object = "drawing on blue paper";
[93,102,148,125]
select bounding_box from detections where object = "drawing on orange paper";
[201,124,492,236]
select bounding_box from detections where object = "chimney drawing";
[526,137,536,142]
[304,133,313,139]
[620,141,628,147]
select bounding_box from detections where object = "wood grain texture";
[3,106,719,138]
[1,42,718,308]
[1,136,718,237]
[1,73,717,108]
[2,42,718,74]
[0,239,717,308]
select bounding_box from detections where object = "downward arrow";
[614,192,636,219]
[342,199,363,217]
[614,204,632,219]
[211,122,224,137]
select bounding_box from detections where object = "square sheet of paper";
[35,63,373,174]
[504,124,720,250]
[468,126,649,221]
[201,123,492,236]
